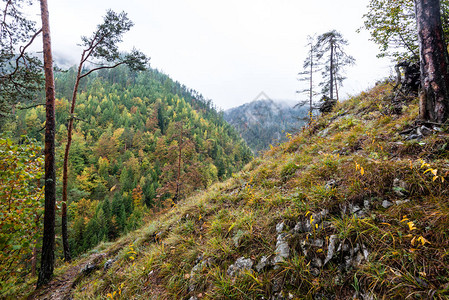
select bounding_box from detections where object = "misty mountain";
[224,98,309,154]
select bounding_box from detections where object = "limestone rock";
[324,235,338,265]
[227,257,253,277]
[273,233,290,267]
[256,255,271,272]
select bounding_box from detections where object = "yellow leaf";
[400,216,409,222]
[129,256,135,260]
[411,236,416,246]
[107,293,113,299]
[407,221,417,231]
[433,176,438,182]
[417,236,431,246]
[360,167,365,175]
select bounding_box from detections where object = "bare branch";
[79,61,126,80]
[0,28,42,79]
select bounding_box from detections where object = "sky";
[31,0,393,110]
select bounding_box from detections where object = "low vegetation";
[17,82,449,299]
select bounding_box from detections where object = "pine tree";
[315,30,355,100]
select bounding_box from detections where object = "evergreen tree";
[297,35,321,119]
[315,30,355,100]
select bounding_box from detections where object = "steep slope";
[21,82,449,299]
[0,65,252,289]
[224,99,309,154]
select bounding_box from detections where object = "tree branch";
[17,103,45,110]
[0,28,42,79]
[79,61,126,80]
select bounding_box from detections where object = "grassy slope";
[27,83,449,299]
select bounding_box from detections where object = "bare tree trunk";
[329,42,334,99]
[37,0,56,288]
[334,69,339,101]
[61,62,83,262]
[173,123,183,203]
[415,0,449,123]
[309,44,313,117]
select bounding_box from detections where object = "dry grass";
[18,83,449,299]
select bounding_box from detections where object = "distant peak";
[252,91,273,102]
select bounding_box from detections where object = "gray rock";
[227,257,253,277]
[81,263,97,275]
[311,239,324,248]
[324,235,338,265]
[256,255,271,272]
[420,125,433,136]
[406,133,421,140]
[393,178,408,197]
[276,222,285,233]
[318,128,330,137]
[189,297,198,300]
[190,258,210,292]
[325,179,337,190]
[394,199,410,205]
[311,258,323,268]
[103,258,116,271]
[232,230,245,247]
[363,199,371,210]
[362,244,370,261]
[349,204,362,214]
[273,233,290,267]
[382,200,393,208]
[293,220,311,233]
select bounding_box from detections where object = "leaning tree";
[61,10,149,262]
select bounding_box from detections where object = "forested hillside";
[23,83,449,299]
[224,99,308,154]
[0,65,252,288]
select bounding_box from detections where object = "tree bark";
[61,63,82,262]
[415,0,449,123]
[309,43,313,116]
[329,41,334,99]
[37,0,56,288]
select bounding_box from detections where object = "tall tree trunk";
[334,69,339,101]
[37,0,56,288]
[329,41,334,99]
[415,0,449,123]
[61,62,83,262]
[173,123,183,203]
[309,43,313,117]
[61,71,82,263]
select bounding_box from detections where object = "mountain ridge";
[224,98,309,153]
